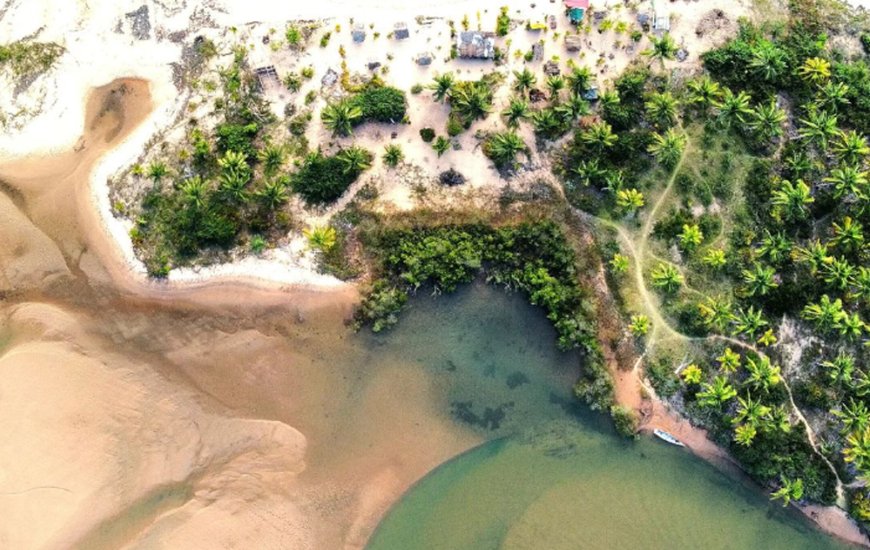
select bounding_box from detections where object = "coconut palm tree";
[546,75,565,100]
[824,165,868,200]
[257,143,286,176]
[219,170,250,204]
[429,72,455,102]
[609,253,630,275]
[702,248,728,269]
[337,146,372,174]
[557,93,591,120]
[851,267,870,304]
[823,256,855,290]
[648,128,686,169]
[749,101,786,141]
[484,131,526,167]
[741,263,778,296]
[501,97,530,128]
[698,296,733,332]
[771,477,804,507]
[450,81,493,124]
[798,56,831,86]
[744,356,782,394]
[717,347,741,374]
[793,239,831,275]
[512,68,537,97]
[798,107,839,150]
[217,150,250,177]
[181,176,207,210]
[681,364,704,385]
[771,179,814,221]
[572,158,606,187]
[603,170,627,194]
[304,225,338,251]
[836,312,866,341]
[732,306,768,338]
[567,66,592,95]
[642,33,678,65]
[580,121,618,152]
[845,427,870,473]
[257,178,289,209]
[783,148,812,179]
[757,329,778,347]
[822,352,856,386]
[679,223,703,252]
[383,144,404,167]
[321,101,363,136]
[686,75,722,115]
[834,399,870,435]
[758,231,792,264]
[749,41,787,83]
[629,314,650,336]
[734,423,758,447]
[432,135,451,157]
[765,404,792,434]
[531,108,566,140]
[147,161,168,183]
[831,216,865,254]
[651,262,682,293]
[645,91,679,128]
[834,131,870,165]
[697,376,738,408]
[716,88,753,129]
[801,294,846,332]
[817,81,850,111]
[616,188,645,214]
[734,393,771,427]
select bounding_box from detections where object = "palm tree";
[851,370,870,398]
[696,376,738,408]
[383,144,404,167]
[798,107,839,150]
[642,33,678,65]
[337,146,372,174]
[609,253,630,275]
[651,262,683,293]
[732,306,768,338]
[822,352,856,386]
[749,41,787,83]
[512,68,537,97]
[580,121,618,152]
[824,165,868,200]
[451,82,493,124]
[845,427,870,473]
[793,239,831,275]
[744,355,782,394]
[817,81,850,111]
[851,267,870,304]
[698,296,733,332]
[321,101,363,136]
[429,72,455,102]
[715,88,753,129]
[717,347,741,374]
[822,256,855,290]
[734,423,758,447]
[557,93,591,120]
[771,179,813,221]
[679,223,703,252]
[531,108,566,139]
[258,143,286,176]
[734,393,771,427]
[757,328,778,347]
[217,150,250,177]
[833,399,870,435]
[758,231,791,264]
[616,188,645,214]
[798,56,831,86]
[257,178,289,209]
[834,131,870,165]
[603,170,627,194]
[831,216,865,254]
[681,364,704,385]
[629,314,650,336]
[801,294,846,333]
[702,248,728,269]
[546,75,565,100]
[771,477,804,507]
[304,226,338,251]
[749,101,786,141]
[741,263,778,296]
[645,91,679,128]
[219,170,249,203]
[432,136,451,157]
[484,131,526,167]
[181,176,207,210]
[783,148,812,179]
[836,312,866,341]
[566,66,592,95]
[147,161,168,183]
[686,76,722,115]
[572,158,605,187]
[765,404,792,434]
[501,97,530,128]
[648,128,686,169]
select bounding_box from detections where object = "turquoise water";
[362,284,848,550]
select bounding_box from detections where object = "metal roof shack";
[457,31,496,59]
[394,22,410,39]
[352,23,366,43]
[653,14,670,33]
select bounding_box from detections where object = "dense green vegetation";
[322,78,407,135]
[0,40,64,81]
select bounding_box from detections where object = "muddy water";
[0,80,853,550]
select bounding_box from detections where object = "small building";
[582,86,599,101]
[321,68,338,87]
[532,42,544,61]
[636,12,651,29]
[543,60,560,76]
[653,14,670,33]
[565,34,582,52]
[254,65,280,91]
[416,52,435,65]
[456,31,496,59]
[352,23,366,43]
[394,22,410,39]
[564,0,589,24]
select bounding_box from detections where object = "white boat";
[653,429,685,447]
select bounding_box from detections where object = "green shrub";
[215,122,259,158]
[446,116,464,137]
[291,148,372,205]
[410,83,424,94]
[351,85,407,122]
[610,405,639,437]
[496,7,511,36]
[420,127,436,142]
[320,32,332,47]
[0,40,64,80]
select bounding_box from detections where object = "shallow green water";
[363,284,848,550]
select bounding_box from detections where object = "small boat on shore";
[653,429,685,447]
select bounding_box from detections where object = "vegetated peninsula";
[5,0,870,545]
